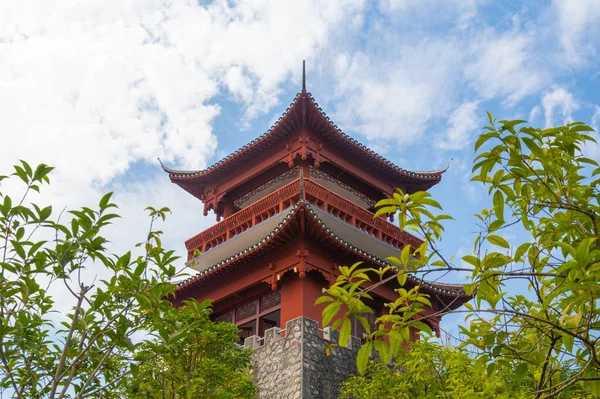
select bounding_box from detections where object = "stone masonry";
[244,317,361,399]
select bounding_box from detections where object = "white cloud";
[332,38,465,146]
[436,101,481,151]
[382,0,478,29]
[455,0,478,29]
[0,0,365,184]
[593,107,600,133]
[541,86,579,127]
[0,0,366,222]
[327,4,552,150]
[465,28,547,106]
[529,105,540,123]
[554,0,600,66]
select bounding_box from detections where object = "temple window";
[214,290,281,343]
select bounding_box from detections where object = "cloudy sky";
[1,0,600,334]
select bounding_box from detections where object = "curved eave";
[161,92,446,188]
[175,201,469,308]
[161,93,303,182]
[175,203,302,292]
[303,93,446,188]
[302,204,469,307]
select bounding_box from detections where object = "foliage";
[0,161,255,398]
[126,300,256,399]
[318,117,600,398]
[339,339,533,399]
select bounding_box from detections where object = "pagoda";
[162,63,469,398]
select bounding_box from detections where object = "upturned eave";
[160,92,447,195]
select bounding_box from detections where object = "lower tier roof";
[177,201,470,309]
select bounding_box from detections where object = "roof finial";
[302,60,306,93]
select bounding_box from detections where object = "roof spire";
[302,60,306,93]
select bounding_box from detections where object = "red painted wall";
[280,270,328,328]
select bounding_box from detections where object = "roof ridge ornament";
[302,60,306,93]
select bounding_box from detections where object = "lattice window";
[214,310,234,323]
[260,291,281,312]
[236,299,258,322]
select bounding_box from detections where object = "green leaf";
[562,333,574,353]
[356,315,371,335]
[397,271,408,286]
[356,342,372,374]
[563,314,581,328]
[13,165,28,183]
[462,255,479,268]
[513,242,531,262]
[134,260,146,278]
[315,296,335,305]
[586,379,600,396]
[492,190,504,221]
[374,206,397,218]
[400,244,411,265]
[475,132,496,151]
[487,235,510,249]
[374,340,390,365]
[410,320,432,335]
[339,318,351,347]
[20,160,32,177]
[388,330,403,356]
[322,302,342,326]
[463,283,476,296]
[522,137,545,158]
[99,192,113,209]
[1,195,12,216]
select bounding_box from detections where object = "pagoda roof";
[176,201,469,309]
[160,91,448,192]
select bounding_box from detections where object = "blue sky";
[1,0,599,333]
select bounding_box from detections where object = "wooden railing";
[185,177,423,259]
[185,179,301,257]
[303,180,423,250]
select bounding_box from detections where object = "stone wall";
[244,317,360,399]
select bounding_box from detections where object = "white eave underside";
[186,208,291,272]
[186,203,400,273]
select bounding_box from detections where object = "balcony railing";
[185,179,301,258]
[303,180,423,250]
[185,177,422,259]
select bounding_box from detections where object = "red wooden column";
[222,199,235,218]
[280,272,328,328]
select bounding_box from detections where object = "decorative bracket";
[314,143,323,167]
[299,135,309,161]
[296,247,309,279]
[286,144,295,167]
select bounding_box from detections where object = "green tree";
[126,301,256,399]
[339,339,533,399]
[0,161,255,398]
[318,118,600,398]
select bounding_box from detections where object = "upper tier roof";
[160,90,448,192]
